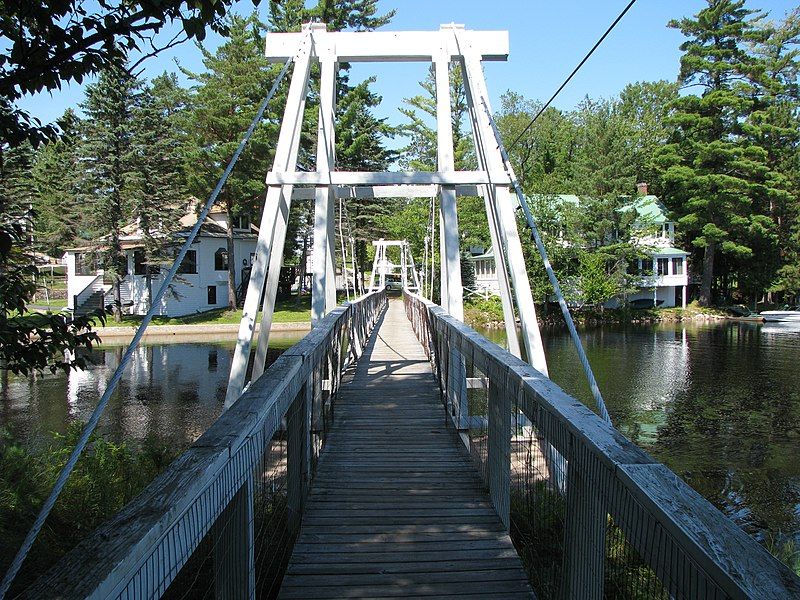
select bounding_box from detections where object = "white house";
[623,192,689,309]
[466,246,500,297]
[465,188,689,308]
[64,203,258,317]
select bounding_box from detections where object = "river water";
[1,320,799,547]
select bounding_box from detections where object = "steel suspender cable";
[507,0,638,152]
[480,97,612,424]
[0,55,295,599]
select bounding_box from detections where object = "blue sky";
[18,0,800,142]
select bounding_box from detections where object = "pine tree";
[183,13,279,308]
[655,0,774,306]
[127,74,187,310]
[30,110,83,256]
[266,0,396,290]
[79,64,140,321]
[751,8,800,303]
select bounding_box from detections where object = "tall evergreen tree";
[655,0,775,306]
[127,74,187,310]
[30,110,83,257]
[182,13,278,308]
[79,64,140,321]
[267,0,396,290]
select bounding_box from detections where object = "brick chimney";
[636,182,649,196]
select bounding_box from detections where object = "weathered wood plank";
[278,300,532,599]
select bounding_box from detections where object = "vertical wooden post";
[487,374,510,529]
[225,28,313,407]
[458,29,548,375]
[312,46,337,326]
[434,49,463,322]
[287,376,312,533]
[561,449,606,600]
[213,476,255,600]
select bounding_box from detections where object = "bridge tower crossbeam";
[225,22,549,407]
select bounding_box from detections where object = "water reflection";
[480,320,800,545]
[1,332,305,450]
[2,321,799,546]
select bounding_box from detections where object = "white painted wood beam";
[434,50,463,321]
[459,31,549,376]
[265,170,508,186]
[311,56,337,326]
[226,31,312,407]
[265,28,508,63]
[288,184,483,199]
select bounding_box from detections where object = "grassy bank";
[94,295,312,327]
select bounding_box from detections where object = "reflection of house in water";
[66,344,233,444]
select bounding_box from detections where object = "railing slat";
[402,290,800,599]
[27,291,387,599]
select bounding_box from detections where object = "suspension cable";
[480,96,611,424]
[507,0,638,152]
[0,56,295,599]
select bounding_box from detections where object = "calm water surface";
[481,320,800,546]
[1,321,799,546]
[0,331,305,449]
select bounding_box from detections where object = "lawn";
[95,295,312,327]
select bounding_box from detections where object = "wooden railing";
[404,290,800,600]
[27,290,387,599]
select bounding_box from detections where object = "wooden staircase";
[74,290,105,316]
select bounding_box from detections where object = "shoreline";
[96,321,311,342]
[467,311,738,330]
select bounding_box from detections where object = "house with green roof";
[621,186,689,308]
[466,184,689,308]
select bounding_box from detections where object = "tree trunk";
[145,271,153,314]
[699,241,715,307]
[226,211,237,309]
[113,277,122,322]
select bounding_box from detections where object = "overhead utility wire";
[481,97,612,424]
[0,54,296,600]
[507,0,638,152]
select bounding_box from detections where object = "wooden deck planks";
[278,299,533,599]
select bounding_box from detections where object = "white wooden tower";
[367,239,421,293]
[225,23,548,407]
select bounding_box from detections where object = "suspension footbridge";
[4,22,800,600]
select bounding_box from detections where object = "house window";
[133,250,159,276]
[75,253,96,275]
[214,248,228,271]
[672,257,684,275]
[207,285,217,305]
[657,258,669,276]
[640,259,653,274]
[177,250,197,274]
[232,214,250,230]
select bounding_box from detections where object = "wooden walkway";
[279,299,533,599]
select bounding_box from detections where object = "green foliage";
[578,252,624,309]
[0,0,241,145]
[78,64,141,321]
[0,425,177,591]
[30,110,83,256]
[0,164,102,374]
[464,295,504,327]
[655,0,794,306]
